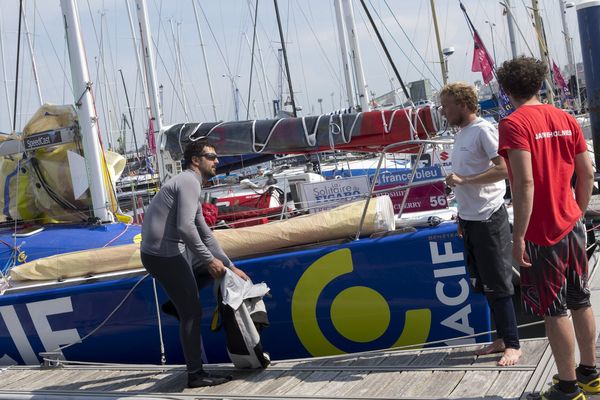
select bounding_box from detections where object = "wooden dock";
[0,336,596,399]
[2,250,600,399]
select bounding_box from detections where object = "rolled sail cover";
[10,196,395,281]
[162,106,441,159]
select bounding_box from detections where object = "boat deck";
[2,247,600,399]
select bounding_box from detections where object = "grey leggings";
[141,252,211,373]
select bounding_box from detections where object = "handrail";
[354,137,454,240]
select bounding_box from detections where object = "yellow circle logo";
[291,248,431,356]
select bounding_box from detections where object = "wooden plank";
[3,369,68,390]
[399,371,464,398]
[376,371,424,397]
[408,350,448,366]
[96,370,158,392]
[377,352,418,367]
[449,371,498,398]
[335,370,398,397]
[0,369,37,387]
[440,347,477,367]
[201,370,284,395]
[76,370,124,391]
[258,371,315,396]
[117,369,181,392]
[486,370,533,398]
[284,370,342,396]
[42,369,103,391]
[184,370,264,395]
[518,339,549,366]
[312,370,368,397]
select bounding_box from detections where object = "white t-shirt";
[451,117,505,221]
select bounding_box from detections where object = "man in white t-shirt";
[441,82,521,366]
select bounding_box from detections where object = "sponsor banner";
[300,175,370,213]
[372,165,443,187]
[376,181,447,213]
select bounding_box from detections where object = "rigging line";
[151,37,188,119]
[246,0,259,120]
[359,0,411,100]
[12,0,24,133]
[195,2,235,79]
[31,4,73,100]
[292,1,311,115]
[273,0,297,117]
[356,5,395,95]
[0,13,13,129]
[382,0,443,87]
[294,1,343,89]
[379,0,442,89]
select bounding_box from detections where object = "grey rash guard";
[141,169,232,267]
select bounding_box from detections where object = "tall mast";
[135,0,163,134]
[334,0,356,110]
[502,0,518,59]
[125,0,151,148]
[273,0,297,117]
[60,0,112,222]
[559,1,576,84]
[532,0,555,104]
[23,11,43,106]
[0,15,13,129]
[430,0,446,85]
[341,0,369,111]
[191,0,218,121]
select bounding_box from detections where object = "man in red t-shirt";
[498,57,596,400]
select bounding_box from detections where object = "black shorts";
[521,220,590,317]
[459,204,514,299]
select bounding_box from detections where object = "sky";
[0,0,584,152]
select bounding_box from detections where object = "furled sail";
[162,106,442,160]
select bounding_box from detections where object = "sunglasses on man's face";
[199,152,218,161]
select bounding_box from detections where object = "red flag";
[471,32,494,84]
[147,118,157,155]
[552,61,568,90]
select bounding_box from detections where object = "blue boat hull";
[0,222,491,365]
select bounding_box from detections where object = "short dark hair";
[183,138,215,168]
[497,56,547,101]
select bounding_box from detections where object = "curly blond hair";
[439,82,478,113]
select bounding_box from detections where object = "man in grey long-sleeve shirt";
[141,139,248,388]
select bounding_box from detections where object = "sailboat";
[0,0,502,367]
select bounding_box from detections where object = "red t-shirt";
[498,104,587,246]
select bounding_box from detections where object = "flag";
[497,86,515,118]
[552,62,568,90]
[471,32,494,84]
[552,61,572,105]
[147,118,157,155]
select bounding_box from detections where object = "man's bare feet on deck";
[497,347,521,366]
[474,339,505,356]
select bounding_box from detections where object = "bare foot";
[497,347,521,366]
[474,339,506,356]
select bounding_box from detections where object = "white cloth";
[451,117,505,221]
[220,268,270,310]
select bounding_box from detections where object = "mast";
[531,0,555,105]
[191,0,218,121]
[0,14,13,129]
[125,0,151,149]
[501,0,518,59]
[134,0,163,134]
[341,0,369,111]
[559,0,579,109]
[23,11,43,106]
[334,0,356,109]
[60,0,113,222]
[273,0,297,117]
[429,0,447,85]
